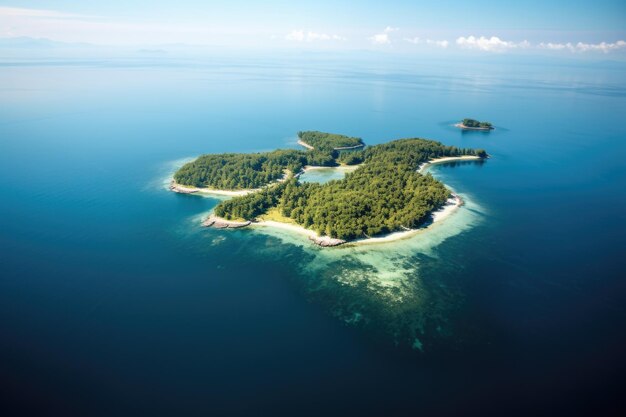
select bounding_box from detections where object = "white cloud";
[285,30,305,42]
[368,26,399,45]
[0,6,86,19]
[404,37,449,48]
[456,36,529,52]
[308,32,330,41]
[369,33,390,45]
[285,30,345,42]
[538,42,569,51]
[539,40,626,53]
[426,39,449,48]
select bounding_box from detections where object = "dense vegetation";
[174,150,307,189]
[214,182,287,220]
[336,150,364,165]
[461,118,493,129]
[174,131,365,189]
[278,165,448,239]
[297,131,364,151]
[210,137,487,240]
[363,138,481,165]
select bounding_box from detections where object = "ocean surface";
[1,53,625,416]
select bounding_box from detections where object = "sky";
[1,0,625,56]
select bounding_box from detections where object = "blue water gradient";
[1,55,625,416]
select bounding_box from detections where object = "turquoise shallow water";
[1,54,625,416]
[298,166,357,183]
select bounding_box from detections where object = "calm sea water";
[1,54,625,416]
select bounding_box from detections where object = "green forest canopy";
[462,118,493,128]
[209,136,487,240]
[297,131,364,150]
[174,131,367,189]
[174,149,308,189]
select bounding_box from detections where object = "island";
[171,132,488,247]
[455,118,494,131]
[297,131,364,151]
[295,131,366,166]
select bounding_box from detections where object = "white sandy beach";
[297,139,314,150]
[418,155,482,173]
[169,165,294,197]
[170,181,254,196]
[301,164,361,172]
[195,188,254,196]
[247,193,462,247]
[454,123,494,131]
[346,194,462,246]
[297,139,363,151]
[253,220,318,238]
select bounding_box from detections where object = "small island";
[297,131,365,151]
[455,118,494,131]
[171,131,487,246]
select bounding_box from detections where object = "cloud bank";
[404,37,449,48]
[456,36,529,52]
[285,30,345,42]
[538,40,626,53]
[368,26,399,45]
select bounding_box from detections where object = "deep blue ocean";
[1,53,625,416]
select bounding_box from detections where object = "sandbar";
[170,180,254,196]
[418,155,482,173]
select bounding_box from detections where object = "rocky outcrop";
[202,216,251,229]
[451,192,464,207]
[309,235,346,247]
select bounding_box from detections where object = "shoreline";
[203,192,463,247]
[170,180,255,196]
[297,139,365,151]
[333,144,365,150]
[297,139,315,150]
[202,215,251,229]
[418,155,483,173]
[348,193,462,246]
[454,123,494,131]
[252,220,346,247]
[301,164,361,172]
